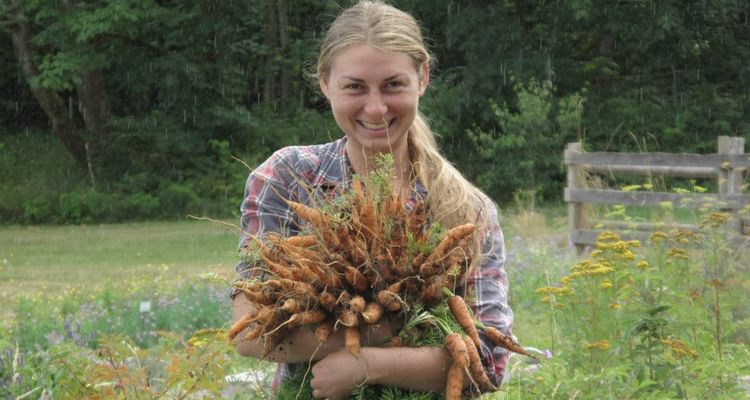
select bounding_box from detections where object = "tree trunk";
[9,11,87,166]
[277,0,290,109]
[263,0,278,104]
[75,68,111,152]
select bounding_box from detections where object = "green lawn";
[0,219,241,320]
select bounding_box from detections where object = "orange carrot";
[361,302,383,324]
[227,312,255,340]
[344,266,368,293]
[448,295,482,350]
[266,279,318,301]
[349,295,366,313]
[287,309,326,327]
[261,254,294,280]
[286,200,328,227]
[281,298,305,314]
[339,309,359,327]
[484,326,537,359]
[463,335,496,392]
[376,289,402,312]
[315,320,334,343]
[406,198,426,242]
[345,326,361,357]
[286,234,318,247]
[444,333,469,400]
[241,323,264,341]
[422,223,475,267]
[319,290,337,312]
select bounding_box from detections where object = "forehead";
[329,44,418,80]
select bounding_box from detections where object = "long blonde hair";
[316,1,488,231]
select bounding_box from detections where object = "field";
[1,209,749,399]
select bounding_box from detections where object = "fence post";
[566,142,585,253]
[717,136,746,235]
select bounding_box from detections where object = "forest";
[1,0,748,223]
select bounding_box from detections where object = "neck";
[346,140,412,195]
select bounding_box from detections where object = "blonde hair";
[316,1,489,232]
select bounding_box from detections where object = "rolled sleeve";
[465,198,514,387]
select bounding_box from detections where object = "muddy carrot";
[345,326,361,357]
[319,290,337,312]
[227,312,256,340]
[376,289,402,312]
[286,200,328,227]
[463,335,496,392]
[315,320,334,343]
[344,266,368,293]
[444,333,469,400]
[349,295,366,313]
[339,309,359,327]
[448,295,482,350]
[286,234,318,247]
[361,302,383,324]
[287,309,326,328]
[484,326,537,359]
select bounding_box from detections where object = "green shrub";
[22,196,55,223]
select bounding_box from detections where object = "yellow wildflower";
[636,260,650,270]
[643,183,654,190]
[621,184,642,192]
[540,295,552,303]
[590,249,603,258]
[700,212,730,229]
[600,279,613,289]
[585,340,611,351]
[667,247,689,261]
[536,286,573,296]
[660,338,698,359]
[659,201,673,210]
[649,231,668,244]
[597,231,621,242]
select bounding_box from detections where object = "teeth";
[361,120,389,130]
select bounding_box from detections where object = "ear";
[417,64,430,97]
[319,77,330,99]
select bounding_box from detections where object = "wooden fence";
[565,136,750,251]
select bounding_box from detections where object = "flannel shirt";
[234,137,514,393]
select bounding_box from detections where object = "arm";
[309,346,453,399]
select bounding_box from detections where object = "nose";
[363,90,387,118]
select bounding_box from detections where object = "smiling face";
[320,44,429,162]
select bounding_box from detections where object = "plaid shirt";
[235,137,513,393]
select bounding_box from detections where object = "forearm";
[360,346,453,393]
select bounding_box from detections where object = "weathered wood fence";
[565,136,750,251]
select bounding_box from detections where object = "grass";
[0,219,241,321]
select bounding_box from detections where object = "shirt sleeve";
[464,197,514,388]
[232,150,301,294]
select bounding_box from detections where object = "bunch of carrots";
[228,170,532,398]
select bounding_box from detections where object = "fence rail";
[565,136,749,251]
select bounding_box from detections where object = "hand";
[310,349,368,399]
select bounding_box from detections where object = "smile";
[359,119,392,130]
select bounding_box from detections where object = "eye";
[385,80,405,89]
[343,83,363,90]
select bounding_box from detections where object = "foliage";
[467,79,584,201]
[502,217,750,399]
[2,0,748,222]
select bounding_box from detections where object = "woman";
[232,2,513,398]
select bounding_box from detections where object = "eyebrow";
[341,74,407,82]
